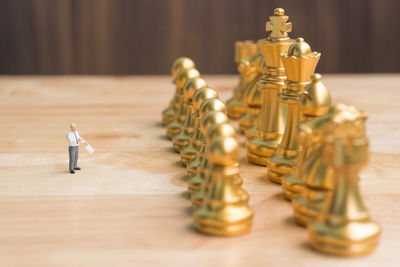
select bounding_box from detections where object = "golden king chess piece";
[308,104,381,256]
[173,77,208,154]
[182,88,218,168]
[166,68,200,140]
[282,74,331,200]
[227,41,259,119]
[162,57,195,126]
[266,38,321,183]
[189,111,229,200]
[238,54,263,135]
[246,8,294,166]
[193,135,253,235]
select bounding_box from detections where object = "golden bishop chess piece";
[193,135,253,236]
[190,111,229,201]
[267,38,321,183]
[173,77,208,154]
[227,40,259,119]
[162,57,195,126]
[282,74,331,200]
[166,68,200,140]
[182,88,218,168]
[308,104,381,256]
[246,8,294,166]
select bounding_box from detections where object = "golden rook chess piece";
[173,77,208,154]
[162,57,195,126]
[267,38,321,183]
[190,111,229,202]
[182,88,218,168]
[166,68,200,140]
[281,74,331,200]
[188,109,228,196]
[227,41,259,119]
[238,53,263,135]
[193,135,253,236]
[246,8,294,166]
[308,104,381,256]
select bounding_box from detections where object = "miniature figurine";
[66,123,87,174]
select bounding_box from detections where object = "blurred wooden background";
[0,0,399,75]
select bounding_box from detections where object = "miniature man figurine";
[66,123,87,174]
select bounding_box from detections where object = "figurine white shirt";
[67,131,85,147]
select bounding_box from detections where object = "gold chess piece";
[182,88,218,167]
[238,53,263,134]
[227,41,259,119]
[166,68,200,140]
[189,111,229,199]
[246,8,294,166]
[267,38,321,183]
[173,77,208,154]
[162,57,195,126]
[282,74,331,200]
[193,135,253,236]
[308,104,381,256]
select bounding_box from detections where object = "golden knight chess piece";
[182,87,218,168]
[166,68,200,140]
[308,104,381,256]
[193,135,253,236]
[173,77,208,154]
[189,111,229,201]
[246,8,294,166]
[281,74,331,200]
[267,38,321,183]
[227,40,259,119]
[162,57,196,126]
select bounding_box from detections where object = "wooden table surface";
[0,75,399,266]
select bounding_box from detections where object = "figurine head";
[206,123,237,143]
[208,136,239,166]
[193,87,219,113]
[176,68,200,92]
[70,123,77,132]
[300,73,331,117]
[200,111,228,135]
[199,98,227,119]
[183,77,208,101]
[171,57,195,81]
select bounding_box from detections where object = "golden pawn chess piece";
[282,74,331,200]
[246,8,294,166]
[189,111,228,200]
[182,88,218,168]
[162,57,195,126]
[308,105,381,256]
[173,77,208,154]
[267,38,321,183]
[193,135,253,236]
[166,68,200,140]
[227,41,259,119]
[238,54,263,135]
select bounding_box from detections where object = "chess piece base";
[293,190,331,226]
[187,156,200,174]
[267,149,298,184]
[227,97,247,120]
[309,220,381,256]
[246,136,283,166]
[194,219,252,236]
[281,175,304,201]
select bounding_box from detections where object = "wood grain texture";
[0,75,399,266]
[0,0,399,74]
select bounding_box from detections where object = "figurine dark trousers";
[69,146,79,171]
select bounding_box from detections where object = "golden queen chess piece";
[162,57,195,126]
[246,8,294,166]
[308,104,381,256]
[281,74,331,200]
[173,78,208,153]
[267,38,321,183]
[193,135,253,236]
[181,88,218,167]
[166,68,200,140]
[227,41,259,119]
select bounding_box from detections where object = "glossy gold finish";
[182,88,218,168]
[267,38,320,183]
[308,104,381,256]
[282,74,331,200]
[193,135,253,236]
[188,110,228,196]
[172,78,208,154]
[166,68,200,140]
[162,57,195,126]
[246,8,294,166]
[227,41,259,119]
